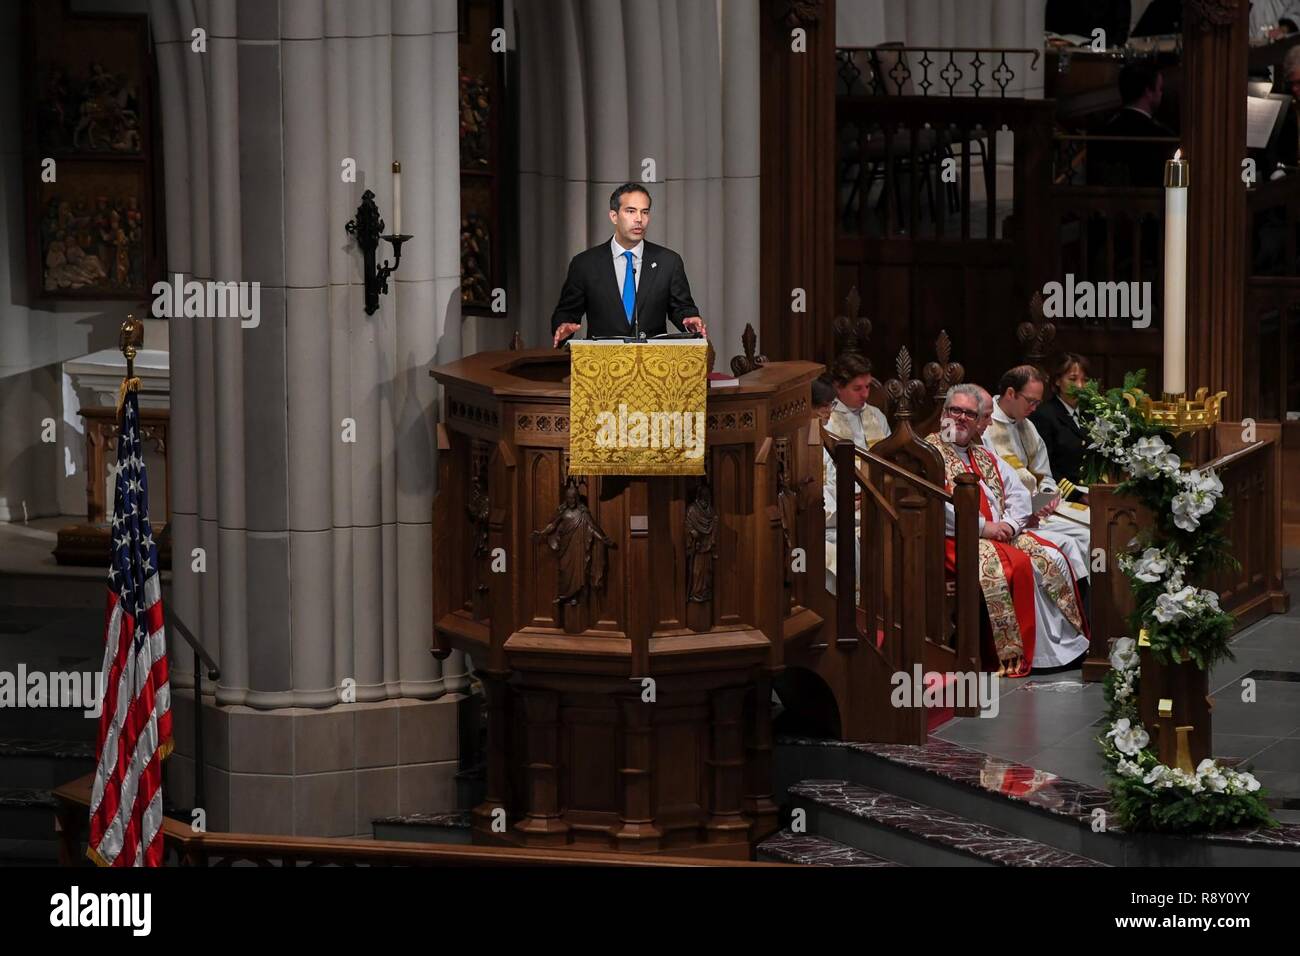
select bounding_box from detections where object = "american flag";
[88,386,172,867]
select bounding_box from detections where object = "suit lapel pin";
[651,262,657,269]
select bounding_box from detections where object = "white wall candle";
[392,160,402,236]
[1162,150,1188,397]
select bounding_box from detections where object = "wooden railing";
[814,414,984,739]
[51,774,780,867]
[836,46,1041,99]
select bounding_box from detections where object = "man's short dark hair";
[609,183,652,212]
[829,351,873,386]
[996,364,1045,396]
[1118,62,1160,106]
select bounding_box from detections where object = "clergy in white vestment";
[929,384,1089,676]
[985,365,1091,583]
[825,352,891,453]
[813,375,858,597]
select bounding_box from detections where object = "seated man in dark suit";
[1029,352,1091,504]
[551,183,706,346]
[1089,62,1177,187]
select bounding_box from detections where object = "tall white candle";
[392,160,402,236]
[1162,150,1188,397]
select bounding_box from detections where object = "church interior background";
[1,0,1298,893]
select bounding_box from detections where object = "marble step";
[776,736,1300,866]
[776,735,1120,862]
[0,737,96,789]
[757,828,900,866]
[788,779,1107,867]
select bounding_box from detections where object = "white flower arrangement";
[1077,378,1272,831]
[1103,648,1263,804]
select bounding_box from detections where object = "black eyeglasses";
[944,406,979,421]
[1017,391,1042,409]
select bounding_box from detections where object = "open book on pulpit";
[567,338,709,476]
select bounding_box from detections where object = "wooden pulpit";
[429,348,825,858]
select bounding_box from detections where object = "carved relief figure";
[776,466,800,587]
[685,483,718,602]
[466,470,490,573]
[533,480,615,605]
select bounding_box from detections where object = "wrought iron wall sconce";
[345,170,412,315]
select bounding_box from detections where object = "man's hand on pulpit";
[553,322,581,347]
[681,316,706,338]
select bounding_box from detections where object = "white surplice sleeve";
[1025,419,1059,493]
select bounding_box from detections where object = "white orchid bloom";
[1116,758,1143,778]
[1109,636,1139,671]
[1170,493,1202,531]
[1108,718,1150,756]
[1132,548,1169,583]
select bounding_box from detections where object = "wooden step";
[788,779,1106,867]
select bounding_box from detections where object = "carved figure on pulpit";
[685,483,718,602]
[776,467,800,587]
[533,480,615,605]
[466,471,490,594]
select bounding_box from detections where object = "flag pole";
[116,313,143,416]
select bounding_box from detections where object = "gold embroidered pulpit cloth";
[568,340,708,475]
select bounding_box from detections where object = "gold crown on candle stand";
[1125,387,1227,435]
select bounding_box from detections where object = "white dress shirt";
[611,236,644,300]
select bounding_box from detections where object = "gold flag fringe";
[116,376,142,418]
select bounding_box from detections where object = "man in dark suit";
[551,183,706,346]
[1089,62,1177,187]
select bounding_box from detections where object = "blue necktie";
[621,251,636,327]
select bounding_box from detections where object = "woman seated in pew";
[1028,352,1091,508]
[825,352,891,452]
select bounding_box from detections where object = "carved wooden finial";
[884,346,927,419]
[832,285,873,360]
[730,323,768,377]
[922,329,965,402]
[1017,291,1056,372]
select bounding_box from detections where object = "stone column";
[152,0,463,837]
